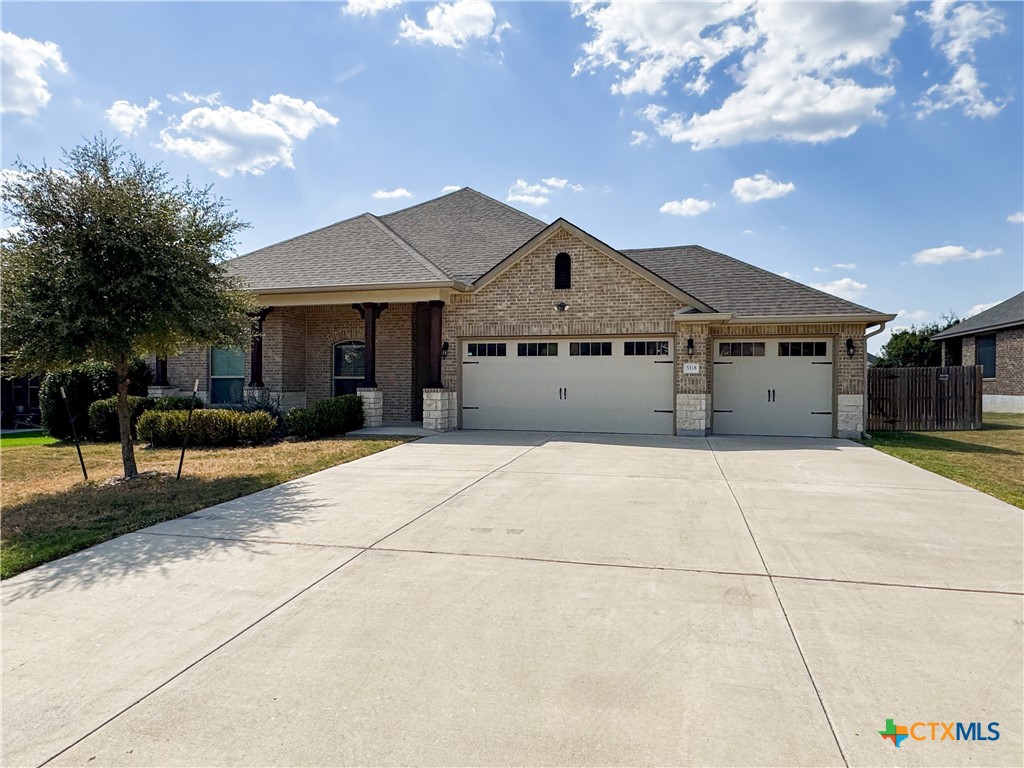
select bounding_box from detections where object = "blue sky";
[2,1,1022,351]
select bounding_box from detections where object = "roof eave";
[244,280,470,295]
[932,318,1024,340]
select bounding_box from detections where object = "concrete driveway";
[2,432,1021,767]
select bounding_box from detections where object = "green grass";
[861,412,1024,509]
[0,431,58,448]
[0,436,411,578]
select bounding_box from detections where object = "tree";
[874,314,961,368]
[1,137,255,478]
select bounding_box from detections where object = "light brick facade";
[162,228,874,436]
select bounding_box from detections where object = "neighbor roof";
[226,188,890,319]
[932,291,1024,340]
[624,245,883,317]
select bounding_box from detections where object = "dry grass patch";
[0,437,409,578]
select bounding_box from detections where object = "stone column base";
[357,387,383,427]
[837,394,864,438]
[423,388,455,432]
[148,386,179,399]
[676,393,709,436]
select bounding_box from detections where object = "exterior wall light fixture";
[555,302,569,312]
[845,337,856,358]
[686,337,695,357]
[441,341,449,359]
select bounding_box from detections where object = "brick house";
[932,291,1024,413]
[154,188,895,438]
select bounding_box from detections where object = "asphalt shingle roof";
[624,245,883,317]
[380,188,546,283]
[226,213,449,290]
[225,188,890,319]
[931,291,1024,339]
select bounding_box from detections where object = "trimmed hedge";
[88,396,155,442]
[284,395,363,439]
[88,395,206,442]
[138,409,275,447]
[39,360,152,440]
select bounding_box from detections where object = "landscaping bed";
[860,412,1024,508]
[0,437,410,578]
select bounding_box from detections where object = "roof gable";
[473,218,714,311]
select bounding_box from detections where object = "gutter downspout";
[862,321,889,438]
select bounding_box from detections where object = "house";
[154,188,895,438]
[932,291,1024,413]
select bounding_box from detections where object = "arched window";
[333,340,365,396]
[554,252,572,290]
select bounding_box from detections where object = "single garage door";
[461,338,675,434]
[712,338,834,437]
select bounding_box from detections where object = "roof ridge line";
[362,213,452,282]
[229,211,369,262]
[463,187,547,227]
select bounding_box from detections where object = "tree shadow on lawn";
[1,472,343,598]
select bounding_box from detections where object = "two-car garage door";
[461,338,675,435]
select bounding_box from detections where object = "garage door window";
[625,341,669,356]
[719,342,765,357]
[570,342,612,356]
[517,342,558,357]
[467,343,506,357]
[779,341,827,357]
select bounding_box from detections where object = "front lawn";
[861,412,1024,509]
[0,437,410,578]
[0,431,59,448]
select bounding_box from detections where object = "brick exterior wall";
[161,228,874,434]
[970,327,1023,396]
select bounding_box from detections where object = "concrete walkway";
[2,432,1021,767]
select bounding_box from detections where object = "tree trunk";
[116,375,139,479]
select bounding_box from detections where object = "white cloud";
[896,308,932,323]
[399,0,504,48]
[507,179,550,207]
[372,187,413,199]
[506,177,585,207]
[629,130,650,146]
[833,262,857,270]
[1007,211,1024,224]
[812,267,828,273]
[659,198,713,217]
[575,1,903,150]
[343,0,402,17]
[441,185,461,193]
[917,63,1004,118]
[911,244,1003,265]
[105,98,160,137]
[157,94,338,176]
[780,270,797,278]
[167,91,221,106]
[966,300,999,317]
[542,177,584,193]
[742,229,754,235]
[811,277,868,301]
[1,31,69,116]
[731,173,795,203]
[917,2,1005,118]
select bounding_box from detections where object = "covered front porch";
[156,287,459,432]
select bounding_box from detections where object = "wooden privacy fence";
[868,365,983,432]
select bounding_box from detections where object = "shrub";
[237,411,276,445]
[149,395,205,412]
[88,396,155,442]
[40,359,152,440]
[138,409,275,448]
[284,395,363,439]
[283,407,319,439]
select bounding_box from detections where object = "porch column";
[428,300,444,388]
[354,303,387,388]
[153,356,169,387]
[248,308,270,388]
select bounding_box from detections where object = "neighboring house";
[932,292,1024,413]
[0,358,42,429]
[156,188,895,438]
